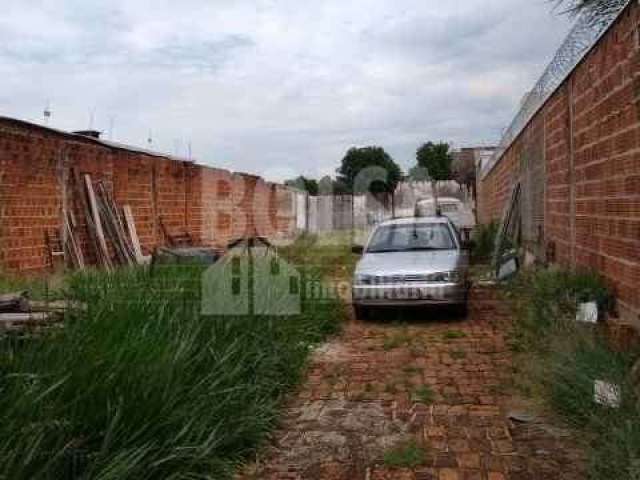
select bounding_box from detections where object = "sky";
[0,0,573,181]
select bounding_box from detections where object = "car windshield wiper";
[406,246,453,251]
[366,248,403,253]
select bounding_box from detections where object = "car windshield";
[366,223,456,253]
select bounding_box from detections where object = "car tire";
[354,305,371,321]
[452,303,468,318]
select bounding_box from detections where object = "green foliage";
[506,268,639,480]
[442,330,466,340]
[336,146,403,195]
[414,142,452,183]
[285,176,319,196]
[0,262,343,479]
[411,385,435,404]
[525,269,611,336]
[472,221,499,261]
[408,164,430,182]
[279,232,359,280]
[318,175,350,195]
[382,440,428,469]
[382,328,412,351]
[0,272,66,300]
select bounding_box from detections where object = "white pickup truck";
[415,197,475,240]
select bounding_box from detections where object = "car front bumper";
[352,282,467,306]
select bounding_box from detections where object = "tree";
[414,142,453,208]
[408,164,430,183]
[284,176,319,195]
[336,147,402,198]
[317,176,350,195]
[451,150,477,201]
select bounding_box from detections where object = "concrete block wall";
[477,2,640,324]
[0,117,296,274]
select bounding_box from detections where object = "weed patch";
[0,261,344,479]
[279,233,359,280]
[505,268,639,480]
[382,440,428,469]
[451,350,467,360]
[411,385,435,404]
[402,365,422,375]
[383,330,411,351]
[442,330,467,340]
[471,221,499,261]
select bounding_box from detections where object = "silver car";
[352,216,471,319]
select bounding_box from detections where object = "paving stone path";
[241,286,585,480]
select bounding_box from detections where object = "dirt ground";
[240,285,585,480]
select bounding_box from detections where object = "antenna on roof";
[43,101,51,126]
[187,140,192,162]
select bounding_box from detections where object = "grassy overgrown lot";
[0,250,345,479]
[505,269,640,480]
[0,273,66,299]
[279,232,360,280]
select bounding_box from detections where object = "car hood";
[355,250,463,276]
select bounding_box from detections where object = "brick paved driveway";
[241,286,584,480]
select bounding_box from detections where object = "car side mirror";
[351,245,364,255]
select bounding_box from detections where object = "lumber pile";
[0,292,71,333]
[57,171,151,272]
[0,292,29,313]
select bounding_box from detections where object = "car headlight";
[427,271,461,283]
[354,274,372,285]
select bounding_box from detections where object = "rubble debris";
[0,293,79,333]
[153,247,221,266]
[576,302,598,324]
[594,380,621,408]
[508,410,537,424]
[497,253,519,281]
[0,292,29,313]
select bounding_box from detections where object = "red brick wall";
[0,118,297,274]
[478,3,640,323]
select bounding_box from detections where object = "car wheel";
[452,303,468,318]
[354,305,371,321]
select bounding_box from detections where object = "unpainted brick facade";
[0,117,296,274]
[478,3,640,324]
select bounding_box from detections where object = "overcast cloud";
[0,0,572,181]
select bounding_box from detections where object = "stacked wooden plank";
[0,292,68,333]
[95,181,137,266]
[61,171,150,272]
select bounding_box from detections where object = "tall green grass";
[471,221,499,262]
[279,232,359,279]
[506,269,640,480]
[0,271,65,300]
[0,260,343,479]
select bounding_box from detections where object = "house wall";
[0,117,296,274]
[477,2,640,324]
